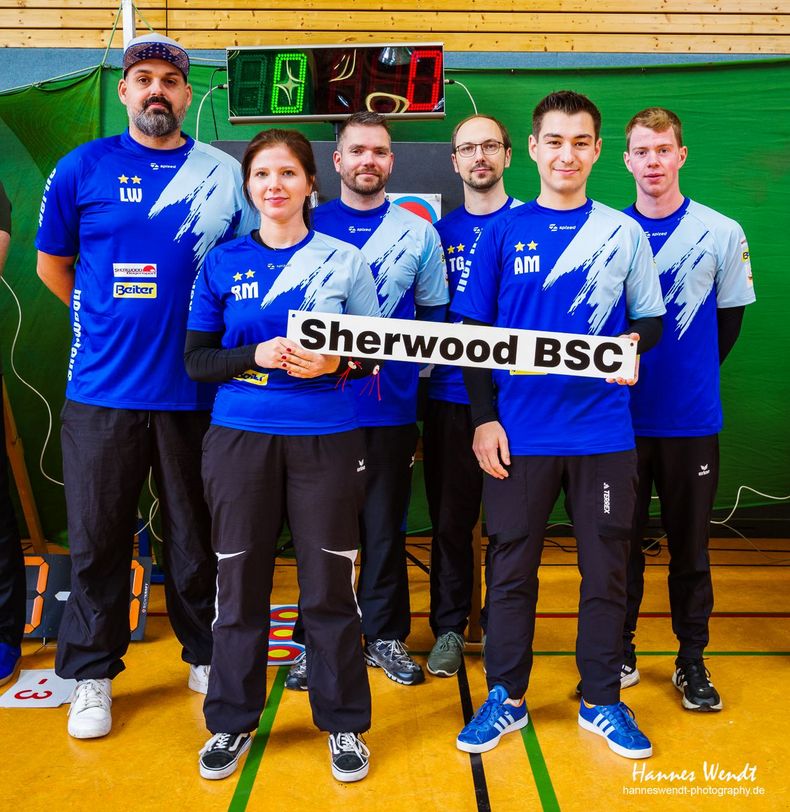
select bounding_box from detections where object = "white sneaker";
[68,678,112,739]
[189,664,211,694]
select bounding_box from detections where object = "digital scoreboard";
[227,43,445,123]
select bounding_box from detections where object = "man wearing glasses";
[424,115,522,677]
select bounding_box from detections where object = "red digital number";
[24,556,50,635]
[406,48,442,112]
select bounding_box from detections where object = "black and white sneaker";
[285,651,308,691]
[364,639,425,686]
[673,659,723,712]
[199,732,252,780]
[328,732,370,782]
[575,651,641,695]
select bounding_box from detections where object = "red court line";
[148,610,790,619]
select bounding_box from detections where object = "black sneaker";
[364,639,425,685]
[285,651,308,691]
[575,651,640,695]
[199,732,252,780]
[673,659,723,712]
[328,732,369,782]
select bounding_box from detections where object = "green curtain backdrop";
[1,59,788,543]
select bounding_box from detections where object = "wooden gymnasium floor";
[2,535,789,812]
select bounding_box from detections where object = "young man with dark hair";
[424,114,521,677]
[36,33,256,740]
[286,111,448,689]
[621,106,755,711]
[452,90,664,760]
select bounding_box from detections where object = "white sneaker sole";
[199,737,252,780]
[68,715,112,739]
[426,662,460,677]
[577,715,652,759]
[621,668,641,689]
[331,761,369,782]
[673,674,723,711]
[456,711,529,754]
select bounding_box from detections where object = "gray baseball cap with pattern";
[123,33,190,79]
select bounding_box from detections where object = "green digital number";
[271,53,308,114]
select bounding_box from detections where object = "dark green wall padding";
[1,59,788,544]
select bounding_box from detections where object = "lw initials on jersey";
[118,173,142,203]
[514,255,540,275]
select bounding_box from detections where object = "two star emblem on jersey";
[118,173,142,203]
[445,243,466,255]
[231,269,258,302]
[513,239,540,275]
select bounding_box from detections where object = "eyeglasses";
[454,140,505,158]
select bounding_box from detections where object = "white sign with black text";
[286,311,637,380]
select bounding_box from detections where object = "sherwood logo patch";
[113,282,156,298]
[113,263,157,278]
[698,464,711,477]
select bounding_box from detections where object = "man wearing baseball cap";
[35,33,256,740]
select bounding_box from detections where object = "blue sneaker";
[456,684,528,753]
[0,643,21,687]
[578,700,652,759]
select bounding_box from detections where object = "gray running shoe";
[364,639,425,685]
[427,631,465,677]
[285,650,308,691]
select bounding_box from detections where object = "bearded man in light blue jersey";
[620,107,755,713]
[35,33,256,741]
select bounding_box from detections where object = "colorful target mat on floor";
[268,604,303,666]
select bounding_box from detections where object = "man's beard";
[340,167,390,197]
[133,96,185,138]
[464,163,502,191]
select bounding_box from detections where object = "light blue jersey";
[188,231,381,435]
[36,131,257,410]
[313,198,448,426]
[429,197,523,404]
[452,198,665,455]
[625,198,755,436]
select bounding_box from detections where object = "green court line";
[521,719,560,812]
[228,666,287,812]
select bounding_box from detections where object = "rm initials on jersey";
[514,256,540,275]
[231,281,259,301]
[120,187,142,203]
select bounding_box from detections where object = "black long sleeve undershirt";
[717,306,745,364]
[184,330,259,383]
[184,329,381,383]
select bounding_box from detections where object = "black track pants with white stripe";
[202,425,371,735]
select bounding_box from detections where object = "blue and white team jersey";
[36,131,257,410]
[188,230,381,435]
[313,198,448,426]
[429,197,523,404]
[625,198,755,437]
[452,198,665,456]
